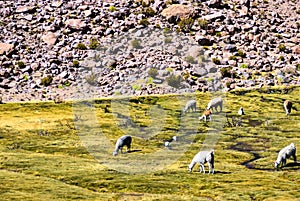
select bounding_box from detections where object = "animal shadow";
[127,149,142,153]
[213,170,231,175]
[281,162,300,170]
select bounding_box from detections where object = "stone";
[23,14,33,21]
[58,71,68,79]
[208,0,222,8]
[240,0,250,8]
[84,10,93,17]
[202,12,225,21]
[153,78,163,84]
[161,4,195,20]
[51,1,63,8]
[240,6,249,16]
[31,63,40,71]
[197,37,214,46]
[0,43,14,55]
[65,19,87,30]
[61,51,73,58]
[15,6,36,13]
[21,66,32,73]
[41,32,58,46]
[223,44,237,52]
[292,46,300,54]
[191,67,208,77]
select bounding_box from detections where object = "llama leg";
[199,164,203,173]
[282,158,286,167]
[200,164,205,174]
[293,154,297,163]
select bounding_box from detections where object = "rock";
[65,19,87,30]
[161,4,195,20]
[80,60,96,69]
[223,44,237,52]
[208,0,222,8]
[152,0,166,12]
[191,67,208,77]
[31,63,40,71]
[202,12,225,21]
[61,51,73,59]
[292,46,300,54]
[240,0,250,8]
[23,14,33,21]
[41,32,58,46]
[187,46,203,58]
[21,66,32,73]
[153,78,163,84]
[15,6,36,13]
[51,1,63,8]
[205,63,218,73]
[58,71,68,79]
[84,10,93,17]
[197,37,214,46]
[240,6,249,16]
[0,43,14,55]
[7,81,17,89]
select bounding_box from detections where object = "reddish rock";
[41,32,58,46]
[292,46,300,54]
[0,43,14,55]
[65,19,87,30]
[161,4,195,20]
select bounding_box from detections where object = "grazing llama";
[207,97,223,112]
[283,100,292,115]
[189,150,215,174]
[275,143,297,170]
[113,135,132,156]
[183,100,197,113]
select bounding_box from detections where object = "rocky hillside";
[0,0,299,102]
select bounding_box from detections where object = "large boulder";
[41,32,58,47]
[161,4,195,22]
[65,19,87,30]
[0,43,14,55]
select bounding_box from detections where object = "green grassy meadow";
[0,86,300,200]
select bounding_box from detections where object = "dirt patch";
[230,142,253,152]
[248,119,263,127]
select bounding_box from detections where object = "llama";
[283,100,292,115]
[275,143,297,170]
[189,150,214,174]
[238,107,245,115]
[164,136,177,149]
[183,100,197,113]
[113,135,132,156]
[207,97,223,112]
[199,109,212,122]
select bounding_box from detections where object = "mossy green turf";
[0,86,299,200]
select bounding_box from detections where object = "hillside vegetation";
[0,86,300,200]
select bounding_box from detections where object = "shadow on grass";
[282,162,300,170]
[213,170,231,175]
[127,149,142,153]
[229,142,275,171]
